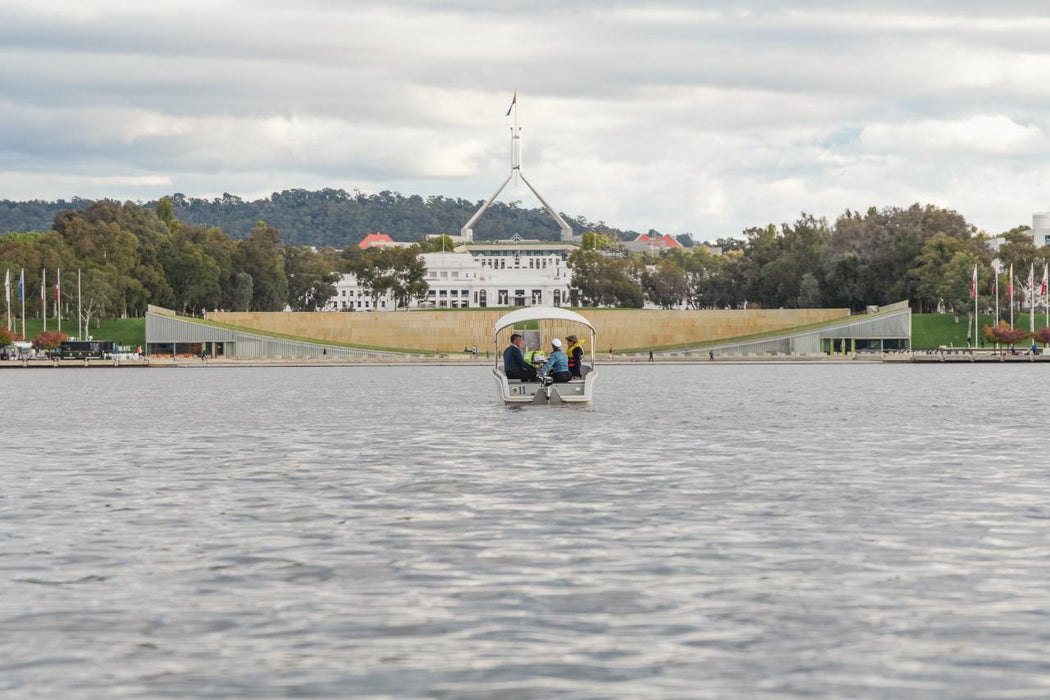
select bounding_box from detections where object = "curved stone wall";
[207,308,849,353]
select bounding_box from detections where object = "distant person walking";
[648,349,654,362]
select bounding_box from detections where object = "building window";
[553,289,561,306]
[532,289,542,305]
[498,289,508,305]
[514,289,526,306]
[479,289,487,307]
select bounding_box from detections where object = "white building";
[327,242,576,311]
[1031,212,1050,248]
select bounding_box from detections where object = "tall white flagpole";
[41,268,47,332]
[1030,263,1036,334]
[78,268,82,341]
[20,268,25,340]
[994,266,999,328]
[4,268,10,331]
[1044,262,1048,330]
[974,264,978,347]
[56,268,61,333]
[1010,264,1014,329]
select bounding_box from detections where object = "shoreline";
[2,350,1047,368]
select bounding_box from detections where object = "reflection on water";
[3,364,1050,696]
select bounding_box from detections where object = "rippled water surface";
[3,364,1050,697]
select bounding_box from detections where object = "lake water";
[2,363,1050,697]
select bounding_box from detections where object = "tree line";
[2,198,1042,327]
[0,199,341,324]
[569,206,1045,314]
[0,199,472,327]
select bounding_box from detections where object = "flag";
[3,268,8,303]
[971,263,978,298]
[55,268,60,302]
[1042,264,1048,297]
[18,268,24,301]
[41,269,45,303]
[505,90,516,117]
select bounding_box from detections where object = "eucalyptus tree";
[284,245,341,311]
[235,221,288,311]
[641,258,689,309]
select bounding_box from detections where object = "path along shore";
[2,349,1047,368]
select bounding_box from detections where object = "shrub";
[983,322,1030,345]
[33,330,69,351]
[0,325,14,346]
[1033,327,1050,345]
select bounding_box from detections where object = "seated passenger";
[565,334,584,379]
[539,338,572,383]
[503,333,538,381]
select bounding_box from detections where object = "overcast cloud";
[2,0,1050,239]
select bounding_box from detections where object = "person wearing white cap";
[538,337,572,383]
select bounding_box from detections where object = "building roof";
[633,233,682,248]
[358,233,413,249]
[420,252,483,269]
[456,241,579,252]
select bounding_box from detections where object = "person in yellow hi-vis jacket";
[565,334,584,379]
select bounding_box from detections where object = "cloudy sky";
[2,1,1050,239]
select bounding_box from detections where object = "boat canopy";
[493,306,596,334]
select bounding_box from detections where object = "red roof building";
[633,233,682,249]
[358,233,398,249]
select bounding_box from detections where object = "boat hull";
[493,368,595,404]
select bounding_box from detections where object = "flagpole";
[4,268,10,331]
[994,267,999,328]
[1010,264,1014,329]
[974,264,978,348]
[20,268,26,341]
[42,268,47,333]
[1044,263,1048,330]
[56,268,61,333]
[1029,263,1035,335]
[78,268,82,341]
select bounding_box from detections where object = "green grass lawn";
[912,313,1049,349]
[10,317,145,347]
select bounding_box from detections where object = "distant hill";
[1,189,650,247]
[0,198,94,234]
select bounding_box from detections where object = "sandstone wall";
[208,308,849,353]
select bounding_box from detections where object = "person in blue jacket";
[539,338,572,383]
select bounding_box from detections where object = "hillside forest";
[0,190,650,247]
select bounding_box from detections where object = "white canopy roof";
[493,306,596,334]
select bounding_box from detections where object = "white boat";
[492,306,597,404]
